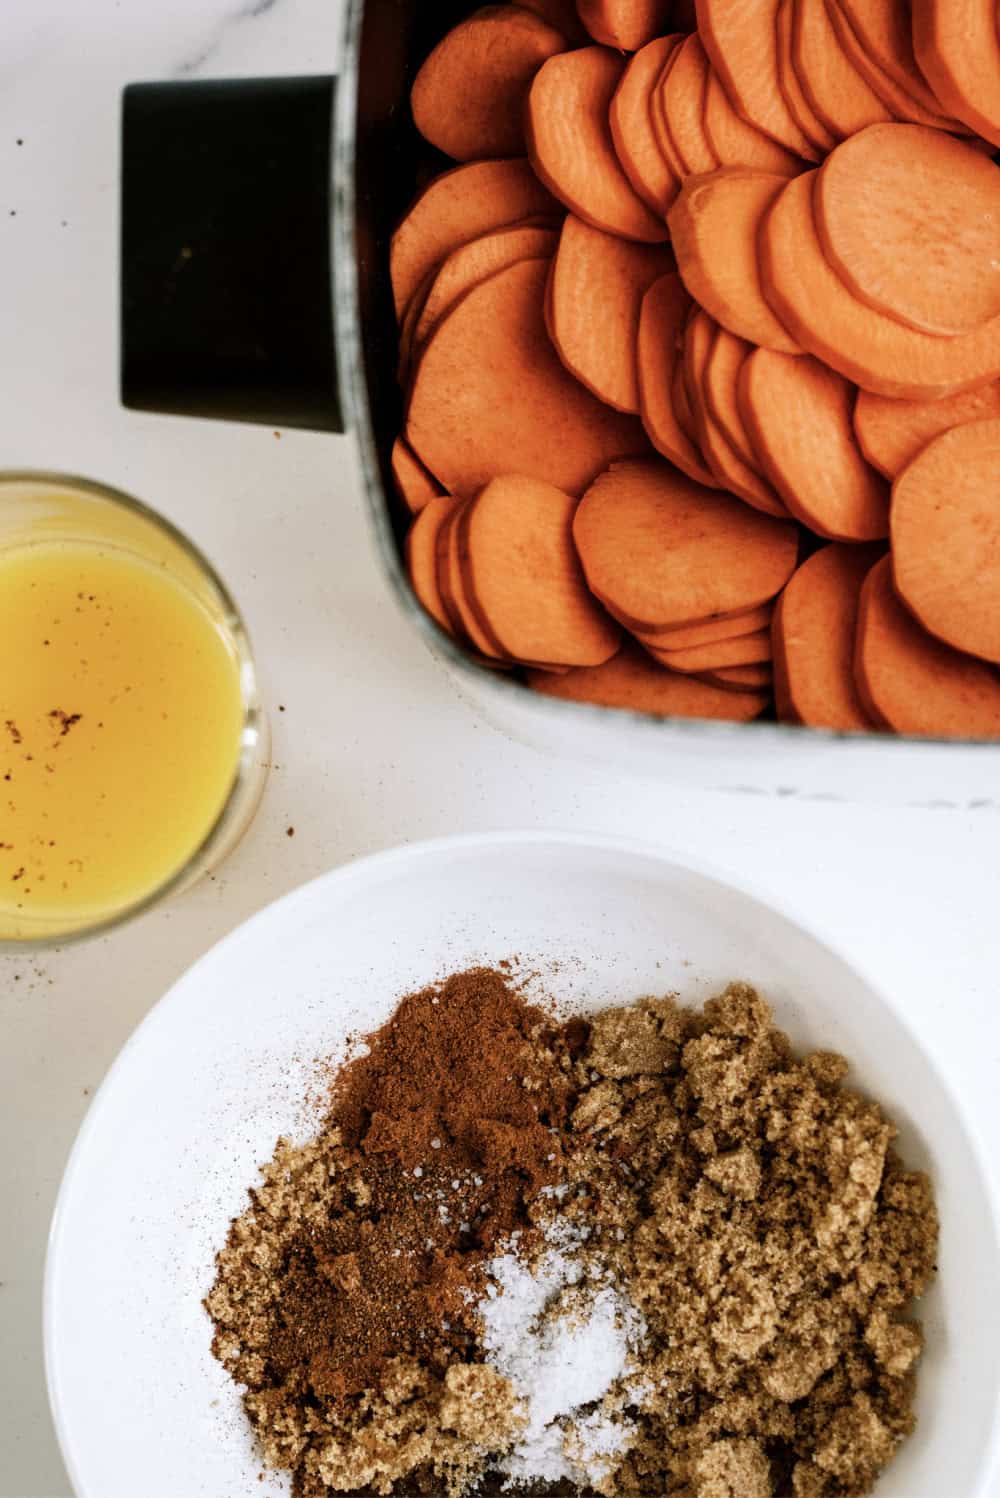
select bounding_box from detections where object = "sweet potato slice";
[855,555,1000,737]
[696,0,817,158]
[412,224,559,354]
[516,0,589,41]
[406,496,459,634]
[525,640,769,718]
[760,173,1000,399]
[527,48,669,242]
[702,64,804,175]
[739,349,889,540]
[826,0,964,130]
[436,502,501,654]
[390,160,557,318]
[411,6,568,163]
[573,458,798,629]
[635,602,772,647]
[407,258,645,497]
[397,272,434,384]
[684,311,792,518]
[576,0,672,50]
[610,37,684,217]
[772,543,882,729]
[671,359,702,447]
[891,418,1000,664]
[791,0,893,141]
[659,34,718,177]
[646,628,773,671]
[668,169,801,354]
[702,325,762,472]
[648,47,690,184]
[458,474,621,665]
[392,437,445,515]
[853,381,1000,477]
[912,0,1000,149]
[700,662,774,690]
[775,0,837,155]
[636,275,720,488]
[838,0,966,123]
[547,216,674,413]
[814,125,1000,338]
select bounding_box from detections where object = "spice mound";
[206,968,938,1498]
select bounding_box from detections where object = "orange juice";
[0,540,245,938]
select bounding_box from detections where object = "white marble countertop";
[2,2,999,1495]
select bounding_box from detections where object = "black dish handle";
[121,76,342,433]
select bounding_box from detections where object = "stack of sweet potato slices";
[390,0,1000,738]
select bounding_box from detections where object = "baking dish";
[118,0,1000,805]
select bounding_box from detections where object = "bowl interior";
[46,834,1000,1497]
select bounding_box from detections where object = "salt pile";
[476,1243,646,1487]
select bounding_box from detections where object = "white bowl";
[45,832,1000,1497]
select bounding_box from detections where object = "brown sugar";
[206,972,938,1498]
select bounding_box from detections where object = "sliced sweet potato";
[635,602,773,647]
[390,160,557,318]
[572,457,798,629]
[891,418,1000,664]
[855,555,1000,737]
[412,224,559,354]
[411,6,568,163]
[527,48,669,242]
[648,46,690,183]
[911,0,1000,149]
[636,274,720,488]
[814,124,1000,338]
[775,0,837,155]
[739,349,889,540]
[406,496,459,634]
[838,0,967,124]
[702,64,804,176]
[392,437,445,515]
[853,381,1000,477]
[772,543,882,728]
[576,0,672,50]
[671,358,701,447]
[646,627,773,671]
[436,502,503,655]
[696,0,817,158]
[458,474,621,665]
[684,310,792,517]
[760,172,1000,399]
[397,271,434,384]
[407,258,646,497]
[525,640,769,718]
[547,216,675,413]
[700,662,774,690]
[791,0,893,141]
[702,325,763,472]
[516,0,589,41]
[659,34,718,177]
[668,169,801,354]
[610,36,684,217]
[826,0,965,130]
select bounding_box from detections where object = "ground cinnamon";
[209,968,574,1405]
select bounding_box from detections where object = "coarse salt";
[475,1241,645,1488]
